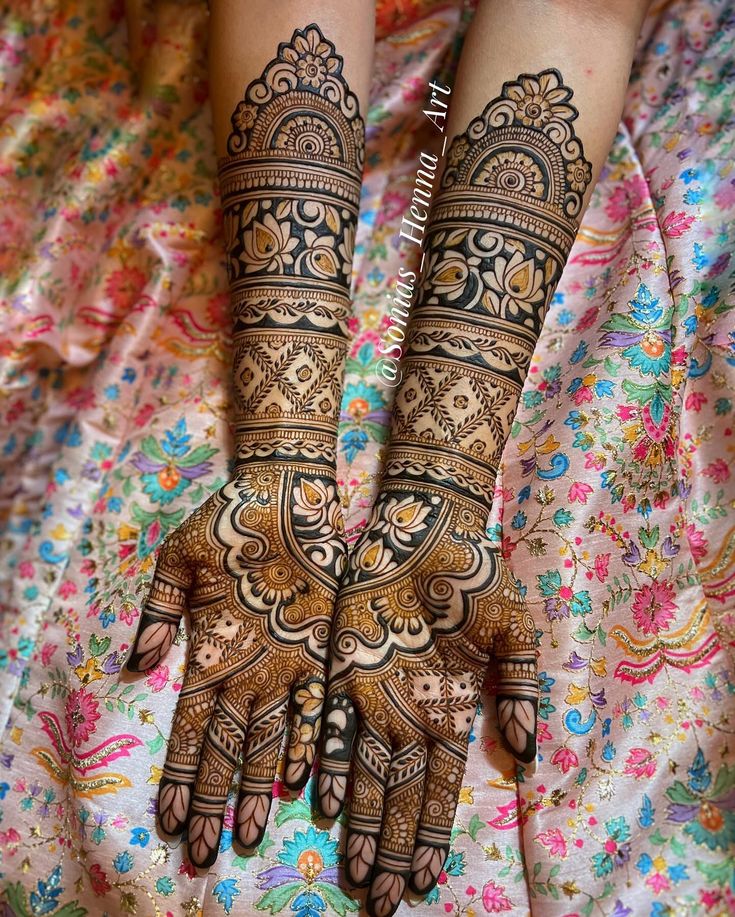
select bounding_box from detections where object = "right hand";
[126,465,346,868]
[318,487,539,917]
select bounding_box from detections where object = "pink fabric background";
[0,1,733,914]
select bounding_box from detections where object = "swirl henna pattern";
[127,24,363,869]
[319,71,591,917]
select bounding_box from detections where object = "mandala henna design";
[320,70,590,917]
[127,23,363,870]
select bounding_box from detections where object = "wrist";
[233,427,338,478]
[381,441,497,513]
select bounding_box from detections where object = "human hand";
[126,465,346,868]
[318,487,538,917]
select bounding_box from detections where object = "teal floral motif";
[601,283,672,378]
[255,826,358,917]
[339,379,388,462]
[1,865,87,917]
[538,569,592,621]
[131,418,217,506]
[666,750,735,852]
[591,816,632,877]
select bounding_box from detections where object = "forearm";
[384,0,649,509]
[209,1,374,473]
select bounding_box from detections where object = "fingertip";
[283,765,312,795]
[236,792,273,849]
[367,870,406,917]
[317,771,347,819]
[189,846,219,870]
[188,813,224,870]
[409,844,447,896]
[515,737,538,765]
[345,831,377,888]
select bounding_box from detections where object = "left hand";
[317,487,539,917]
[126,466,346,868]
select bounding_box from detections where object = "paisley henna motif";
[320,70,591,917]
[127,23,363,869]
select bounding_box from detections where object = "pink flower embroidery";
[551,746,579,774]
[65,688,101,746]
[146,664,170,693]
[685,523,708,561]
[631,581,677,635]
[702,458,730,483]
[661,210,695,237]
[594,553,610,582]
[482,880,513,913]
[536,827,568,857]
[604,175,650,222]
[568,482,593,504]
[623,747,657,779]
[58,580,78,599]
[646,871,671,894]
[104,267,147,312]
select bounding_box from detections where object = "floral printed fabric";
[0,1,733,916]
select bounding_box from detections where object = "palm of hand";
[318,489,538,917]
[127,466,346,868]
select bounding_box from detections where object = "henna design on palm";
[319,70,590,917]
[127,23,363,869]
[128,468,346,867]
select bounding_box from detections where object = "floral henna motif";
[127,468,346,867]
[319,70,590,917]
[127,23,363,869]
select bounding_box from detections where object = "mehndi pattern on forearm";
[218,23,365,471]
[385,69,592,507]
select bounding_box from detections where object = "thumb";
[126,534,191,672]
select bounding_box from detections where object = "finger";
[409,744,467,896]
[317,692,358,818]
[284,676,324,792]
[345,725,392,888]
[126,536,190,672]
[236,693,288,848]
[495,598,539,764]
[158,683,218,836]
[188,682,252,869]
[367,741,426,917]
